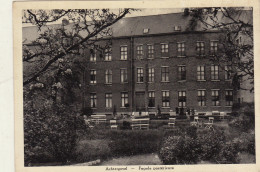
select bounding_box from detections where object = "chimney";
[184,8,190,16]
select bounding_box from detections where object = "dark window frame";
[161,66,169,82]
[178,91,186,107]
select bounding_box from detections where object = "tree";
[23,9,135,165]
[24,83,87,165]
[188,7,253,91]
[23,9,134,86]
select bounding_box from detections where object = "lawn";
[28,113,255,166]
[72,116,255,165]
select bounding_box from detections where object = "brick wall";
[84,32,237,114]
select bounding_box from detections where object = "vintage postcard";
[13,0,260,172]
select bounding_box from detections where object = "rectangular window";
[148,68,155,82]
[178,66,186,81]
[161,43,169,57]
[161,43,168,53]
[104,47,112,61]
[90,49,96,62]
[90,93,97,108]
[121,92,128,107]
[120,69,128,83]
[137,45,143,59]
[197,66,205,80]
[105,93,112,108]
[177,42,185,56]
[161,67,169,82]
[225,65,232,80]
[178,91,186,107]
[211,65,219,80]
[105,69,112,84]
[212,90,220,106]
[210,41,218,55]
[120,46,127,60]
[225,90,233,106]
[147,44,154,59]
[137,68,144,83]
[90,69,96,84]
[196,41,205,56]
[162,91,170,107]
[198,90,206,106]
[148,91,155,107]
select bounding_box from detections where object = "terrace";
[84,111,231,131]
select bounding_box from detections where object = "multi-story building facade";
[82,13,240,116]
[23,12,253,116]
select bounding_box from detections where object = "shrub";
[24,145,56,164]
[24,103,85,165]
[159,135,201,164]
[150,120,168,129]
[159,128,240,164]
[198,130,226,161]
[232,103,241,112]
[215,142,240,164]
[247,140,255,155]
[233,132,255,155]
[121,121,131,130]
[230,111,239,118]
[229,117,254,133]
[176,115,187,119]
[185,126,197,138]
[81,107,93,117]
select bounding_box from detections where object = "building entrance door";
[135,92,145,111]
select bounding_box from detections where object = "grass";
[73,139,111,163]
[31,114,256,166]
[73,129,165,164]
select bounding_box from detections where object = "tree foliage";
[23,9,134,86]
[23,9,134,165]
[24,87,86,165]
[159,128,240,164]
[188,7,253,91]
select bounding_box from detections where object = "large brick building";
[82,12,245,117]
[23,11,254,116]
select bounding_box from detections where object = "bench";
[169,111,177,116]
[84,119,94,129]
[131,118,150,130]
[132,111,148,118]
[110,120,118,130]
[204,117,214,130]
[91,115,107,124]
[168,118,176,127]
[220,112,226,119]
[190,116,199,127]
[212,111,220,116]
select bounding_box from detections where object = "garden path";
[99,153,162,166]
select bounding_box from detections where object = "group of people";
[175,107,196,116]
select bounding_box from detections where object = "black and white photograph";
[13,1,260,171]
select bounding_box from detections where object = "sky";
[123,8,184,17]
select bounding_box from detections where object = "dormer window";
[143,28,149,34]
[174,26,181,31]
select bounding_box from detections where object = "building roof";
[110,12,194,37]
[23,10,252,45]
